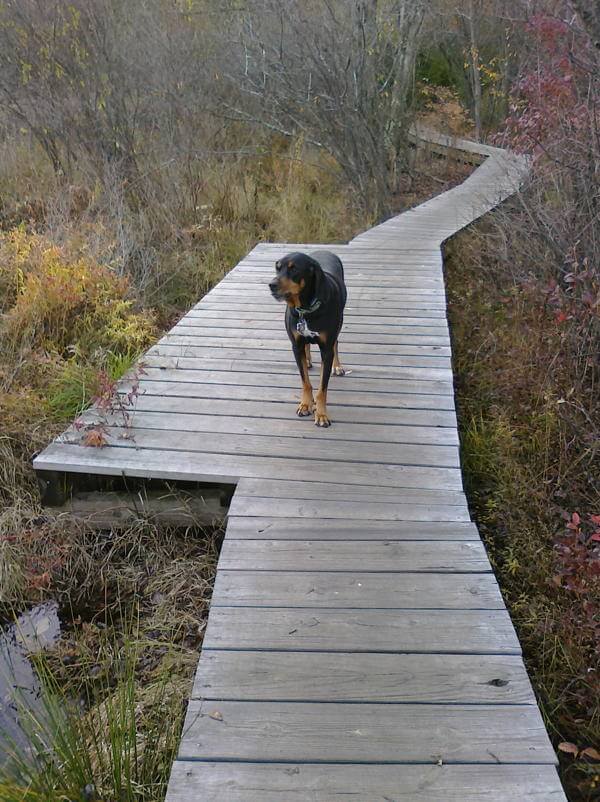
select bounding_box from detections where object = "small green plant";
[47,361,98,422]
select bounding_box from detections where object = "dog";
[269,250,346,427]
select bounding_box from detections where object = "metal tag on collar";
[296,315,318,338]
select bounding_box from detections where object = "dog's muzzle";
[269,279,283,300]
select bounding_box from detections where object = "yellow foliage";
[0,229,157,357]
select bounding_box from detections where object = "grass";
[0,515,223,801]
[1,618,188,802]
[445,222,600,802]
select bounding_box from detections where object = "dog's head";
[269,252,321,307]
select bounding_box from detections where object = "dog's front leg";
[315,344,335,427]
[292,339,314,417]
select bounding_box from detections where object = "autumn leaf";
[580,747,600,761]
[82,427,107,448]
[208,710,223,722]
[558,742,578,756]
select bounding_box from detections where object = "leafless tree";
[0,0,206,193]
[216,0,427,215]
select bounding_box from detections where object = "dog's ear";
[308,257,324,299]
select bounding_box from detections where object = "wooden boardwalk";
[33,130,567,800]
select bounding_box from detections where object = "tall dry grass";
[446,207,600,801]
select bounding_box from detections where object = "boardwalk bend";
[34,128,567,800]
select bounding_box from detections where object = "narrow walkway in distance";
[34,131,567,800]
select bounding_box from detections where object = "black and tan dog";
[269,250,346,427]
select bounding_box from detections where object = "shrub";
[0,229,156,358]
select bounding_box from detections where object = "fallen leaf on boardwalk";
[82,428,107,447]
[558,742,579,755]
[208,710,223,721]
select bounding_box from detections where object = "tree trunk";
[467,0,483,141]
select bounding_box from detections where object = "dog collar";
[293,298,321,316]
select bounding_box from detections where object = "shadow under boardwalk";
[33,131,567,800]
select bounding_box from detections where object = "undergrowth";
[1,616,197,802]
[446,219,600,802]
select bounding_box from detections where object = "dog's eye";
[275,260,282,272]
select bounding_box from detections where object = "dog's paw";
[307,360,313,370]
[297,402,313,417]
[332,366,345,376]
[314,412,331,427]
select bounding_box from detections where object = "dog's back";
[309,250,346,305]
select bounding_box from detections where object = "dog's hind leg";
[292,340,314,417]
[332,340,345,376]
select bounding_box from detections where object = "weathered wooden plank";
[118,379,458,412]
[217,539,485,571]
[169,325,451,346]
[225,517,479,541]
[205,290,448,309]
[150,343,454,369]
[165,762,567,802]
[193,651,534,703]
[34,444,465,490]
[195,299,448,318]
[235,477,465,502]
[184,309,448,326]
[80,409,460,447]
[62,426,461,470]
[178,700,556,764]
[203,607,517,653]
[229,267,444,279]
[226,496,468,521]
[145,356,453,384]
[143,354,453,382]
[210,571,501,609]
[235,267,444,277]
[159,333,452,356]
[138,367,454,396]
[176,319,450,338]
[253,241,440,250]
[206,283,448,298]
[110,394,460,428]
[223,275,444,289]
